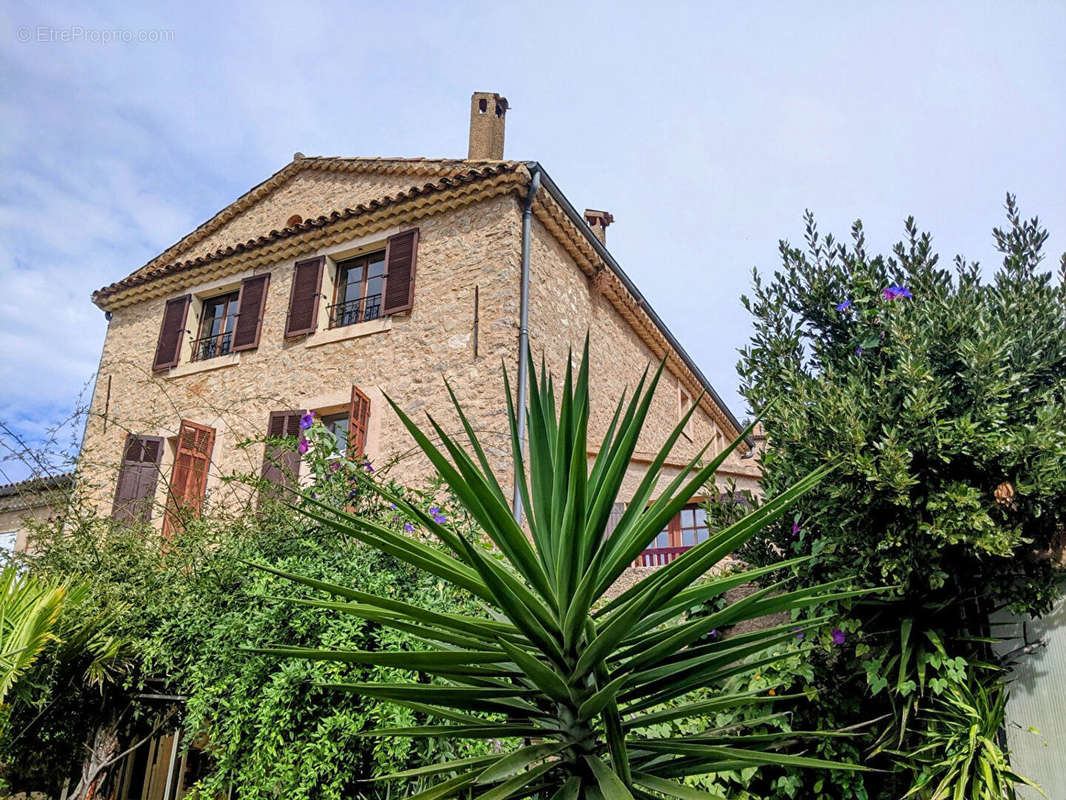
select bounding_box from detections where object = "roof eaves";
[526,161,751,446]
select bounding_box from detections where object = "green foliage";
[0,564,69,708]
[256,342,878,797]
[1,435,492,799]
[733,195,1064,797]
[898,677,1043,800]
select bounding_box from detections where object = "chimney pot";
[468,92,509,160]
[583,209,614,244]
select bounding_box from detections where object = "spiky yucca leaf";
[253,341,874,797]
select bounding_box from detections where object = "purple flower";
[882,285,912,301]
[836,299,852,312]
[403,523,415,533]
[429,506,440,514]
[791,521,801,537]
[363,461,374,473]
[709,629,719,640]
[297,437,309,454]
[388,503,397,510]
[831,628,846,645]
[855,346,863,356]
[348,491,357,499]
[432,514,447,524]
[793,627,805,641]
[300,412,315,430]
[330,461,340,472]
[391,515,400,524]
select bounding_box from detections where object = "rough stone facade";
[79,160,760,532]
[0,475,73,553]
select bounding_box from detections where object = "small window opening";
[286,214,303,227]
[478,98,488,113]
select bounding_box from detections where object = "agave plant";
[253,343,873,798]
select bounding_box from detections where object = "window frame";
[329,249,387,329]
[193,290,240,361]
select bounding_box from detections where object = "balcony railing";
[633,545,690,567]
[190,331,232,362]
[328,294,382,329]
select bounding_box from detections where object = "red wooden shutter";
[260,410,302,501]
[231,273,270,351]
[111,434,163,523]
[153,295,191,371]
[347,386,371,459]
[162,420,215,538]
[285,257,324,337]
[381,229,418,315]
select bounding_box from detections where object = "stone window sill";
[305,316,392,349]
[166,353,241,378]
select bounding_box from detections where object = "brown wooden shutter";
[111,434,163,523]
[260,410,302,501]
[381,229,419,315]
[347,386,371,459]
[153,295,191,371]
[285,257,324,337]
[162,420,215,538]
[231,273,270,351]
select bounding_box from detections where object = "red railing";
[633,546,690,567]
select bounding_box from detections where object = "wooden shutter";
[162,420,215,538]
[381,229,419,315]
[347,387,371,459]
[111,434,163,523]
[152,295,191,371]
[231,273,270,351]
[260,410,302,500]
[285,257,324,337]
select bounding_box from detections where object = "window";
[162,420,215,538]
[193,291,239,361]
[321,413,349,454]
[0,532,16,554]
[637,502,708,566]
[112,434,164,523]
[329,251,386,328]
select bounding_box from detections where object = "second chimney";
[468,92,509,160]
[584,209,614,244]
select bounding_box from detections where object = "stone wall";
[78,191,524,522]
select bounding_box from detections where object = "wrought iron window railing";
[190,331,232,362]
[328,294,382,329]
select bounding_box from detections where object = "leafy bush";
[0,435,492,799]
[732,195,1064,797]
[255,344,876,797]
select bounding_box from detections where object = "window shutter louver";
[162,420,215,538]
[285,257,324,337]
[382,229,419,315]
[153,295,191,371]
[260,410,302,502]
[231,273,270,351]
[347,386,371,459]
[111,434,164,523]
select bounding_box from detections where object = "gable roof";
[91,156,747,440]
[93,157,523,305]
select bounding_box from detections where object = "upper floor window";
[193,291,239,361]
[329,251,386,329]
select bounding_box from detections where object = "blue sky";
[1,0,1064,482]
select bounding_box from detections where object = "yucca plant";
[252,342,875,798]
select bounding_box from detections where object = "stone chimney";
[468,92,509,160]
[583,209,614,244]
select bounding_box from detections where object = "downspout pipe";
[513,165,541,522]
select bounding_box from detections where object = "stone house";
[78,92,759,562]
[0,473,73,553]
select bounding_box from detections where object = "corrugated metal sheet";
[991,578,1066,800]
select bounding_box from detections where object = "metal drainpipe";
[512,166,541,522]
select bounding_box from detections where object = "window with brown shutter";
[285,257,324,337]
[260,410,302,502]
[231,273,270,352]
[347,386,371,459]
[153,295,191,371]
[381,229,419,315]
[112,434,163,523]
[162,420,215,538]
